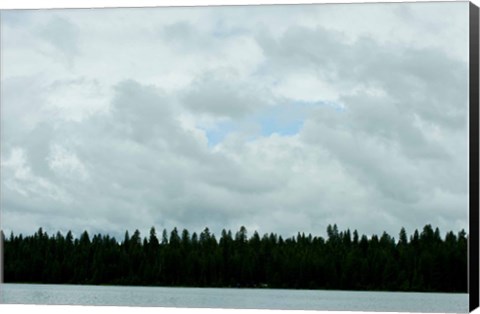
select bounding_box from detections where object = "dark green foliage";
[2,225,467,292]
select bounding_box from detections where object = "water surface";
[0,284,468,313]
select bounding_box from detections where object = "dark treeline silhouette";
[2,224,467,292]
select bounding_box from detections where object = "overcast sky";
[0,2,470,240]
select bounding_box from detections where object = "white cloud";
[47,144,89,181]
[1,148,70,203]
[45,78,110,122]
[0,2,470,239]
[272,71,341,103]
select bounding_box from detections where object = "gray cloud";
[38,15,80,65]
[0,3,470,240]
[254,22,468,224]
[181,70,271,118]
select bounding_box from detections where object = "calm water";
[0,283,468,313]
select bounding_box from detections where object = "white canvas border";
[0,1,478,314]
[0,0,472,10]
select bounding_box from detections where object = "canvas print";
[0,1,477,313]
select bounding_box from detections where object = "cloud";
[37,15,80,67]
[47,144,89,181]
[45,78,109,122]
[0,3,470,240]
[181,70,271,118]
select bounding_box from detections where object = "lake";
[0,283,468,313]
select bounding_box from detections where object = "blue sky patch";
[201,100,344,146]
[203,121,235,147]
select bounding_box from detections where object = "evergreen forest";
[1,224,467,292]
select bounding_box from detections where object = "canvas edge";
[0,8,5,289]
[0,1,475,314]
[470,1,480,312]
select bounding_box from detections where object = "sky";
[0,2,470,241]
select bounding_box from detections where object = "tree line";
[1,224,467,292]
